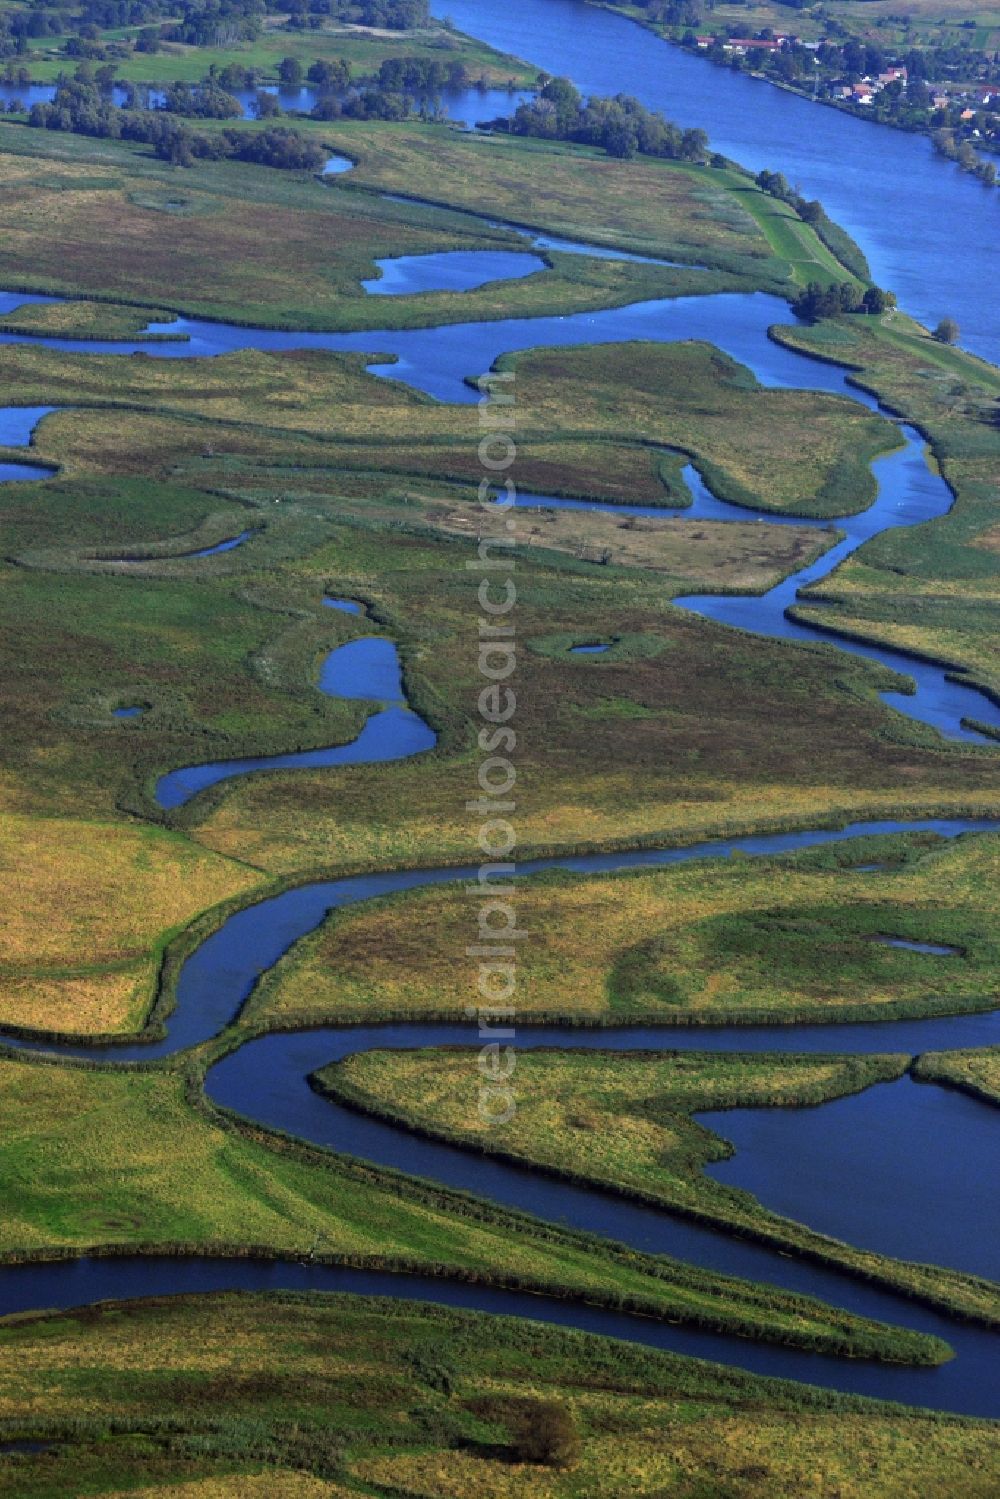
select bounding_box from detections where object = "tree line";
[27,79,326,168]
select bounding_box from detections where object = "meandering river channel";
[1,5,997,1419]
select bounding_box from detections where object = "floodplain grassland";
[0,813,262,1035]
[321,123,849,284]
[0,1050,941,1361]
[5,324,995,985]
[487,340,895,516]
[0,1295,996,1499]
[0,337,895,514]
[183,513,999,876]
[0,122,769,329]
[0,310,979,889]
[770,314,1000,704]
[323,1043,1000,1326]
[250,831,999,1030]
[0,298,178,339]
[914,1047,1000,1105]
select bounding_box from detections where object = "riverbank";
[587,0,1000,183]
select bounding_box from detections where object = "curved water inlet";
[0,287,993,736]
[362,249,548,296]
[155,629,436,809]
[98,527,261,565]
[380,195,701,267]
[0,397,994,1373]
[512,444,1000,743]
[0,461,54,483]
[699,1072,998,1281]
[2,817,999,1414]
[0,403,60,483]
[1,270,996,1408]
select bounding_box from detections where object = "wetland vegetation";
[0,7,996,1494]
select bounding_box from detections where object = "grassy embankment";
[914,1047,1000,1105]
[769,313,1000,710]
[0,1048,941,1363]
[250,830,999,1030]
[0,1294,996,1498]
[320,1041,999,1326]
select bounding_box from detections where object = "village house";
[726,38,783,53]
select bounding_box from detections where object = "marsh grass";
[914,1047,1000,1105]
[0,1294,994,1498]
[323,1042,1000,1326]
[0,1050,940,1360]
[771,317,1000,696]
[252,831,1000,1028]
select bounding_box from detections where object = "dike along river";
[1,238,999,1415]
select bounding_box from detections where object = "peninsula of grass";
[320,1044,1000,1327]
[328,121,856,286]
[248,830,999,1030]
[0,337,897,517]
[0,1294,995,1499]
[914,1048,1000,1106]
[0,1048,943,1364]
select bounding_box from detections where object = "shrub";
[511,1399,581,1468]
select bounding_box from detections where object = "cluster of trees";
[309,85,425,120]
[81,0,172,25]
[498,77,710,161]
[165,0,264,48]
[756,168,823,222]
[932,128,997,187]
[160,78,242,116]
[792,280,896,321]
[27,80,325,169]
[305,53,481,119]
[375,55,470,93]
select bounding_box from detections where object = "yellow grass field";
[252,831,998,1029]
[0,805,262,1032]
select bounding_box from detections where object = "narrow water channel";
[1,73,997,1408]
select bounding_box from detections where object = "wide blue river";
[432,0,1000,365]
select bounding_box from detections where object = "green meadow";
[251,830,1000,1030]
[0,1294,996,1498]
[0,1049,939,1362]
